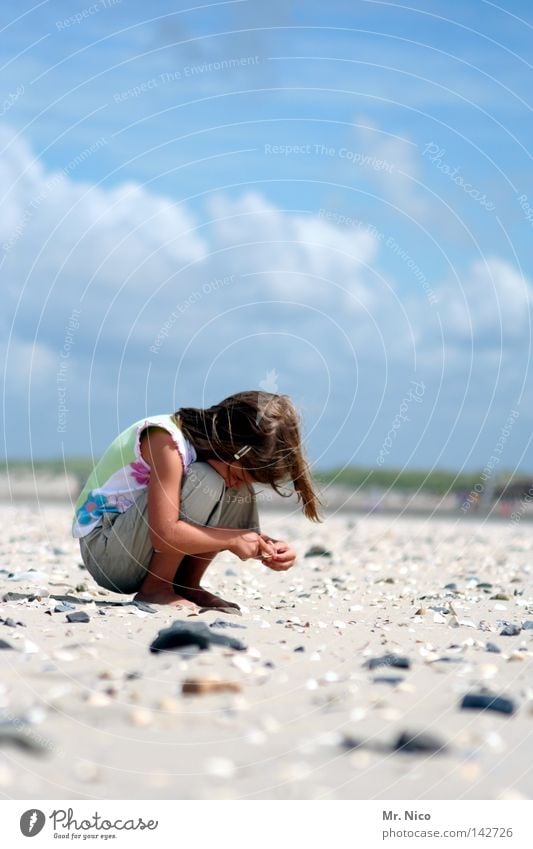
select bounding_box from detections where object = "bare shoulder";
[139,426,183,472]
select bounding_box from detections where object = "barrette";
[233,445,252,460]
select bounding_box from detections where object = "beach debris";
[0,718,50,755]
[54,601,76,614]
[304,545,332,558]
[500,623,521,636]
[365,654,411,670]
[7,570,48,582]
[66,611,90,624]
[460,693,516,715]
[182,678,242,696]
[1,617,25,628]
[130,600,157,614]
[394,730,447,754]
[150,620,246,654]
[128,708,153,727]
[210,618,247,630]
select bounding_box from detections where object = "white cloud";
[1,123,531,466]
[352,116,429,220]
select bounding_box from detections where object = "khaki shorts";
[79,461,260,595]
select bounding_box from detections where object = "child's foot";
[177,586,241,614]
[133,590,198,608]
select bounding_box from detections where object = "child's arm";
[141,428,273,560]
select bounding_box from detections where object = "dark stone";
[444,582,458,590]
[486,642,502,653]
[342,734,364,751]
[210,618,247,630]
[294,646,305,652]
[460,693,516,715]
[150,620,246,654]
[304,545,332,558]
[500,624,521,636]
[373,676,404,685]
[66,611,90,623]
[365,654,411,670]
[431,656,464,664]
[0,639,15,650]
[394,730,447,754]
[0,720,50,754]
[98,609,107,615]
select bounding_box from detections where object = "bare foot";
[133,590,198,608]
[177,586,241,614]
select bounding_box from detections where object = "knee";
[184,461,225,502]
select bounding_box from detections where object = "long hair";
[173,391,323,522]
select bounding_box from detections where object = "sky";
[1,0,532,477]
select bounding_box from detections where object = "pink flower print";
[130,459,151,485]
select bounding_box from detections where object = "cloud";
[1,122,531,469]
[436,255,532,346]
[351,115,429,220]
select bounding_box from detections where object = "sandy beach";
[1,502,532,800]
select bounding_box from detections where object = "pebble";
[0,639,15,650]
[210,619,247,630]
[500,623,521,636]
[460,693,516,715]
[394,730,447,754]
[66,611,90,623]
[54,602,76,613]
[8,570,48,582]
[150,621,246,654]
[1,617,25,628]
[304,545,332,558]
[486,642,502,653]
[128,708,154,727]
[365,654,411,670]
[521,620,533,630]
[182,678,242,696]
[0,720,50,754]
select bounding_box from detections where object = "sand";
[0,502,532,800]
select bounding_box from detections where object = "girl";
[73,391,322,610]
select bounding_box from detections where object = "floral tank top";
[72,414,197,538]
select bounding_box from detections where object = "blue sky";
[1,0,532,476]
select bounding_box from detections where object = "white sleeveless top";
[72,414,197,538]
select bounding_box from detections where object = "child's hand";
[230,532,275,561]
[259,536,297,571]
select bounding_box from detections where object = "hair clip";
[233,445,252,460]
